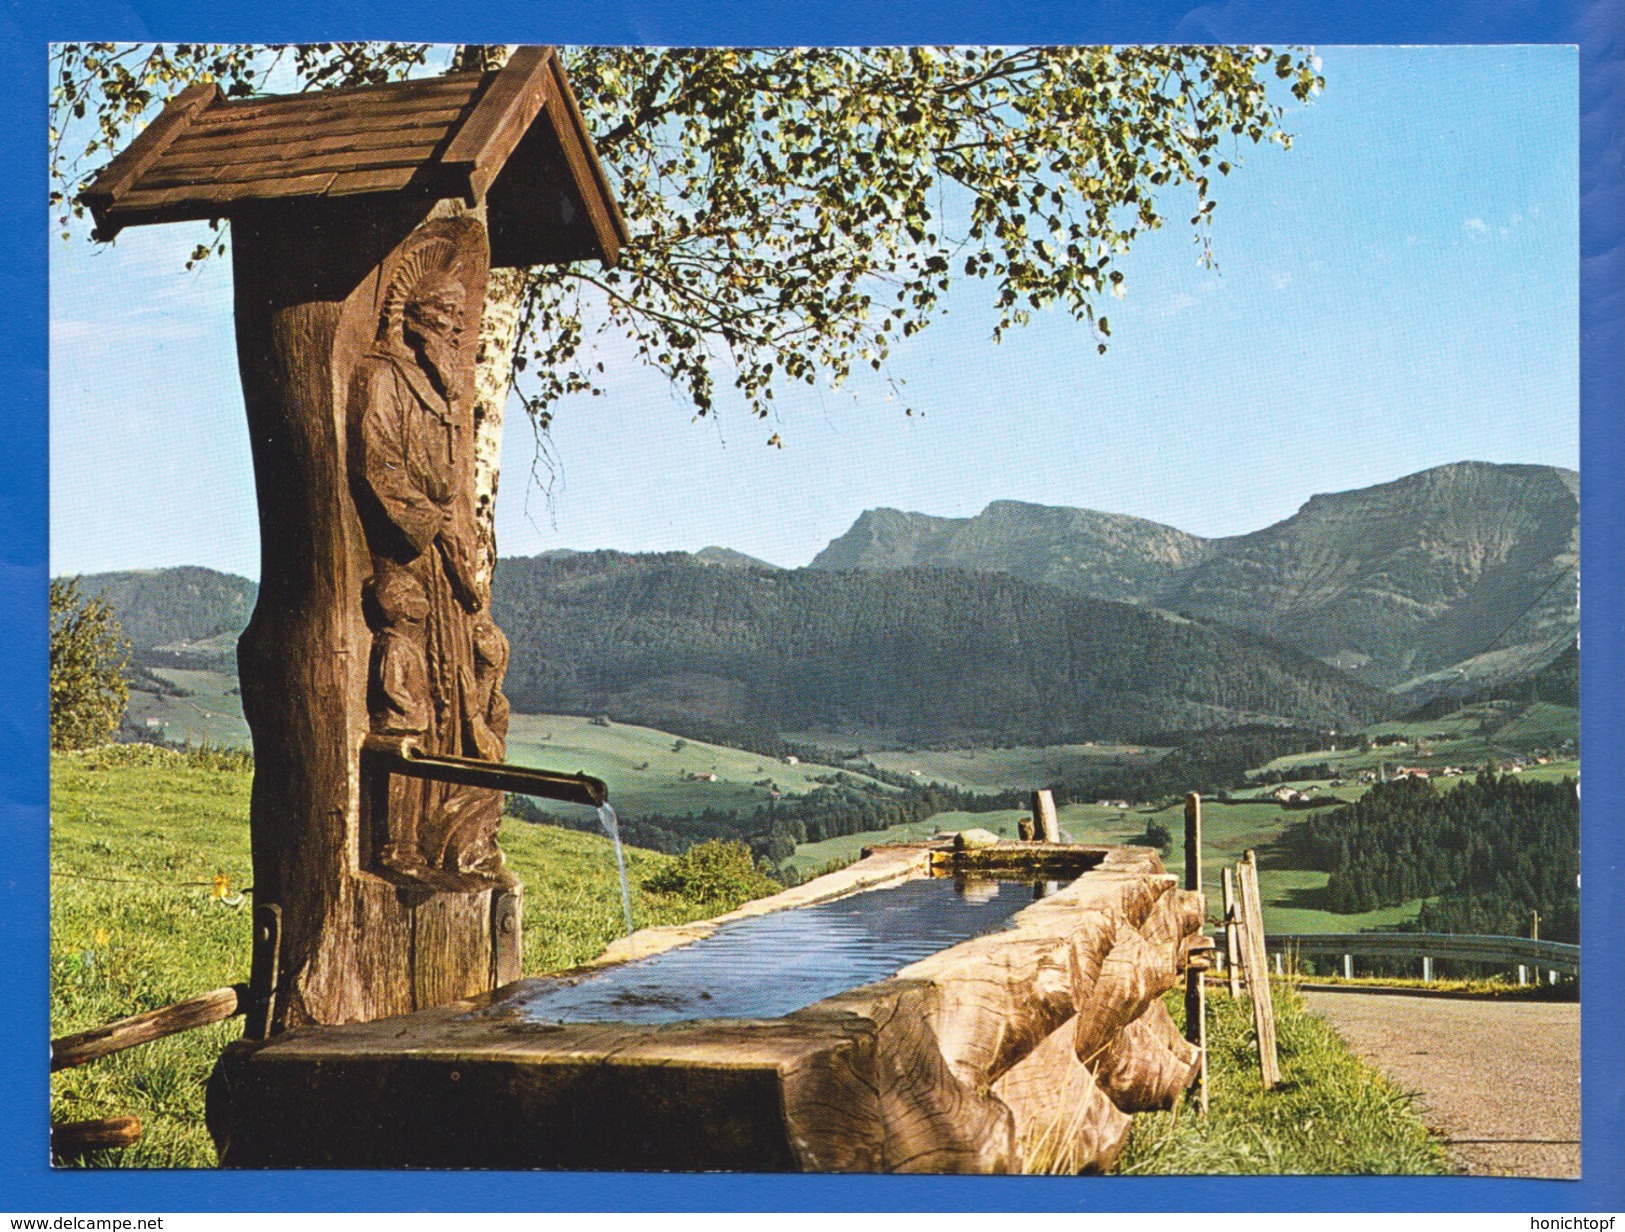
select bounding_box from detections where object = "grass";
[860,741,1169,793]
[1493,702,1580,747]
[1286,973,1576,999]
[1258,700,1578,781]
[1114,793,1432,936]
[49,745,767,1167]
[109,680,899,823]
[50,716,1570,1171]
[500,712,897,819]
[780,808,1032,877]
[1114,985,1453,1175]
[122,667,252,748]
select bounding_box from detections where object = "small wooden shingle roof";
[83,46,627,269]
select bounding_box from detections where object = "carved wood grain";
[232,196,517,1031]
[210,848,1201,1172]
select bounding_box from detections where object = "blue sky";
[49,44,1578,579]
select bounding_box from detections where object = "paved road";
[1300,990,1580,1178]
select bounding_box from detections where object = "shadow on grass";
[1272,881,1337,913]
[1253,830,1327,873]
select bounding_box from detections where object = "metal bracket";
[490,887,522,988]
[244,902,282,1040]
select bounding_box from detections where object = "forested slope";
[492,551,1393,745]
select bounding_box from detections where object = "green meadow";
[88,688,1578,942]
[788,781,1432,933]
[1258,702,1577,781]
[122,667,252,748]
[860,741,1169,793]
[114,680,900,821]
[780,800,1153,879]
[502,711,895,819]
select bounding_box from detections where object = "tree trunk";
[469,265,526,591]
[454,45,524,593]
[233,195,519,1033]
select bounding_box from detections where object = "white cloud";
[50,313,206,360]
[1156,279,1218,318]
[1464,217,1490,234]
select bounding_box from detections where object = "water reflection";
[492,875,1057,1025]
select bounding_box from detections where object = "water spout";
[596,802,635,935]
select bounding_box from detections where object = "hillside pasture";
[860,741,1170,793]
[781,809,1025,877]
[1257,701,1578,782]
[503,712,896,820]
[1493,702,1580,748]
[122,667,250,748]
[782,786,1433,935]
[1136,793,1433,935]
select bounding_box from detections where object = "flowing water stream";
[596,802,635,935]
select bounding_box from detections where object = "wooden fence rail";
[1205,932,1579,978]
[51,984,248,1071]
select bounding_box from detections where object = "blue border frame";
[5,0,1620,1212]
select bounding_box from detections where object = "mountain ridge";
[490,551,1395,744]
[66,462,1578,731]
[812,461,1577,691]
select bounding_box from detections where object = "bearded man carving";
[350,218,505,881]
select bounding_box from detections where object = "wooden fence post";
[1222,865,1242,998]
[1183,793,1207,1114]
[1235,851,1280,1089]
[1031,789,1060,844]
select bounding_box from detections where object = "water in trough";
[486,874,1062,1026]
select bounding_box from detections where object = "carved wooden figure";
[84,48,627,1033]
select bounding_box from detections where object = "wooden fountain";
[88,53,1207,1174]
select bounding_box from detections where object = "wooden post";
[1235,851,1280,1089]
[230,201,523,1031]
[1344,953,1354,980]
[1518,964,1529,986]
[81,54,630,1044]
[1031,789,1061,844]
[1222,865,1242,998]
[1183,793,1207,1113]
[1422,955,1434,983]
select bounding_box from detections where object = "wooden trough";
[206,840,1206,1173]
